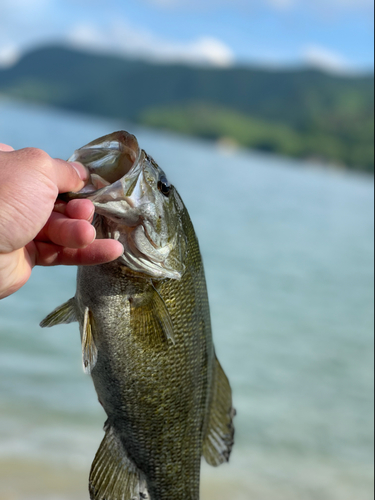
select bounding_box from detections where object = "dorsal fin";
[40,298,77,328]
[203,356,236,466]
[89,423,150,500]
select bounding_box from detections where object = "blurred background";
[0,1,374,499]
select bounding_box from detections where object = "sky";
[0,0,373,73]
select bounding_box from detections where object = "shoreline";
[1,457,373,500]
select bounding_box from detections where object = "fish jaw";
[91,176,184,280]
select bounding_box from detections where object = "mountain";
[0,45,373,172]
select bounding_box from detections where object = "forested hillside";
[0,45,373,172]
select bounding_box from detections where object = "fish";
[41,131,235,500]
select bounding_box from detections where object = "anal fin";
[203,356,236,467]
[40,298,77,328]
[89,423,149,500]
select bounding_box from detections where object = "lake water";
[0,97,374,500]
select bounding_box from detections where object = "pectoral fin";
[130,287,175,347]
[203,356,236,466]
[40,298,77,328]
[89,422,149,500]
[82,307,98,375]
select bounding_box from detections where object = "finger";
[53,199,94,222]
[54,200,67,215]
[36,212,96,249]
[53,199,95,223]
[65,199,95,222]
[0,143,15,152]
[27,239,124,267]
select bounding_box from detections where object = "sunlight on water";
[0,98,374,499]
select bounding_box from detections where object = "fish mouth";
[68,131,142,196]
[66,131,183,280]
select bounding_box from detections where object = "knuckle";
[23,147,50,163]
[22,148,56,184]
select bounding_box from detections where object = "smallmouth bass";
[41,131,235,500]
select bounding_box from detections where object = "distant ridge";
[0,45,373,172]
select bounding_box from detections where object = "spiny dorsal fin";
[82,307,98,375]
[130,287,175,347]
[89,423,150,500]
[40,298,77,328]
[203,356,236,467]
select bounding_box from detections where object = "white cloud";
[0,0,372,71]
[68,20,235,67]
[0,0,56,66]
[0,44,21,68]
[302,44,352,73]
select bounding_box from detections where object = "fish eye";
[158,175,171,197]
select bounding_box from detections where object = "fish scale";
[41,131,235,499]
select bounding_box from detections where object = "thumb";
[48,158,90,194]
[3,147,90,195]
[0,143,15,152]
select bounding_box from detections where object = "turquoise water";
[0,98,374,500]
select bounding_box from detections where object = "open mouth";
[69,131,142,196]
[65,131,183,280]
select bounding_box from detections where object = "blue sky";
[0,0,373,72]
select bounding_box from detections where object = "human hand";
[0,144,124,299]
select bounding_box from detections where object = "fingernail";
[69,161,90,182]
[89,226,97,245]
